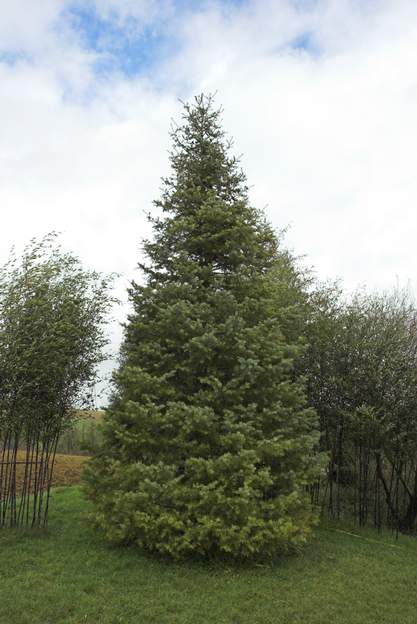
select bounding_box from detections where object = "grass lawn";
[0,487,416,624]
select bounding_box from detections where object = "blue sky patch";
[0,50,31,66]
[60,1,251,79]
[291,31,315,52]
[62,4,175,78]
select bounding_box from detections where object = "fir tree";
[84,95,321,560]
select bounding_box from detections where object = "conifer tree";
[84,95,321,559]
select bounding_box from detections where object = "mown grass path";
[0,487,416,624]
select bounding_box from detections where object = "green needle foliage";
[85,95,322,560]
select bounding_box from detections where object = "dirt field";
[13,450,87,491]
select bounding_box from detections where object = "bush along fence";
[306,290,417,535]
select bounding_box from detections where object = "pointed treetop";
[143,93,278,282]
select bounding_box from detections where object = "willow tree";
[84,95,321,560]
[0,235,113,527]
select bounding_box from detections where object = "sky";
[1,0,417,399]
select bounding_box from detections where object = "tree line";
[1,95,416,558]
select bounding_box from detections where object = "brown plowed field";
[12,450,87,492]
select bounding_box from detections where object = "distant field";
[10,412,102,494]
[47,453,87,487]
[13,451,87,492]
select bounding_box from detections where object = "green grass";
[0,488,416,624]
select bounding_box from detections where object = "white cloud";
[1,0,417,397]
[159,0,417,290]
[0,1,62,52]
